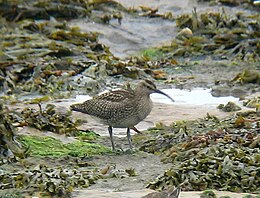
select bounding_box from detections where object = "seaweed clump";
[0,18,112,97]
[217,101,242,112]
[0,155,114,197]
[0,11,177,98]
[9,103,80,136]
[0,0,127,21]
[211,69,260,99]
[162,9,260,60]
[135,112,260,193]
[0,102,126,198]
[0,134,135,198]
[0,102,27,159]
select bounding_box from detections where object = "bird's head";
[136,79,175,102]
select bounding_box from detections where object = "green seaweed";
[200,190,217,198]
[141,48,165,60]
[19,135,111,157]
[76,130,100,141]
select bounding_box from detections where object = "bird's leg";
[108,126,115,150]
[130,126,142,134]
[127,128,133,150]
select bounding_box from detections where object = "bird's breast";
[136,97,153,122]
[111,97,153,128]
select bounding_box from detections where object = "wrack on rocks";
[0,15,178,99]
[0,0,128,22]
[0,101,83,159]
[0,102,27,159]
[0,18,113,97]
[0,101,136,197]
[211,69,260,98]
[162,8,260,60]
[0,151,138,197]
[17,103,80,136]
[134,111,260,193]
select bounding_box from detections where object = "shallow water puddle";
[151,88,239,105]
[64,88,240,107]
[18,88,240,108]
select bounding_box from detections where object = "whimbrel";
[70,79,174,150]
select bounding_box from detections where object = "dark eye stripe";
[144,79,156,89]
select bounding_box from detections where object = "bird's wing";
[70,89,135,120]
[94,89,135,102]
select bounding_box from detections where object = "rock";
[217,101,241,112]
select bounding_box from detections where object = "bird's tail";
[70,103,85,113]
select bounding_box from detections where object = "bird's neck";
[134,88,150,100]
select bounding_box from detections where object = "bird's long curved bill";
[155,90,175,102]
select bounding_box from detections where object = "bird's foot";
[123,148,138,154]
[111,148,138,155]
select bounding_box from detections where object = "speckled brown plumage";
[71,89,137,125]
[70,79,174,150]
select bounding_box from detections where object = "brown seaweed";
[0,102,28,159]
[135,112,260,193]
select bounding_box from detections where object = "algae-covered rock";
[231,70,260,85]
[19,104,79,135]
[217,101,242,112]
[243,96,260,108]
[0,102,27,159]
[200,190,217,198]
[141,112,260,193]
[166,8,260,60]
